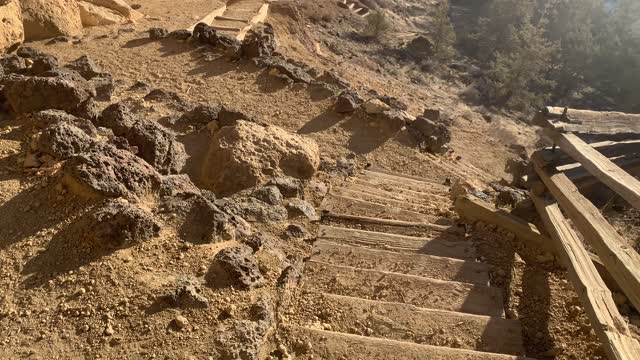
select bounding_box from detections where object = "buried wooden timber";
[532,151,640,312]
[236,3,269,41]
[530,193,640,360]
[454,194,622,292]
[548,131,640,210]
[187,5,227,32]
[532,106,640,135]
[454,195,553,252]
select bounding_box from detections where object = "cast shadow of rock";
[21,203,118,289]
[0,177,69,252]
[297,109,342,135]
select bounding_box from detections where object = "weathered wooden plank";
[187,5,227,32]
[531,193,640,360]
[321,211,461,233]
[454,195,554,253]
[551,132,640,209]
[532,151,640,312]
[538,139,640,167]
[533,106,640,135]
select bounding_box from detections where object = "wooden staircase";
[188,0,269,41]
[283,168,534,359]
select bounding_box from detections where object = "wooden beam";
[537,139,640,168]
[454,195,554,253]
[455,194,623,292]
[187,5,227,32]
[532,152,640,312]
[551,132,640,209]
[533,106,640,135]
[530,193,640,360]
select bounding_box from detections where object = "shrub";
[363,9,392,41]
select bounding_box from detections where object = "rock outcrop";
[21,0,83,41]
[0,0,24,52]
[201,121,320,196]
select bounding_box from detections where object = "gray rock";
[241,23,276,58]
[257,56,314,84]
[84,199,160,247]
[126,121,187,175]
[0,55,27,74]
[163,196,239,243]
[214,300,274,358]
[179,104,221,126]
[408,116,451,154]
[380,109,412,132]
[90,73,115,101]
[224,197,288,223]
[65,55,102,80]
[159,174,202,197]
[286,224,308,239]
[286,198,318,220]
[3,69,96,114]
[252,185,283,205]
[335,91,363,113]
[266,176,304,198]
[148,27,168,40]
[98,102,139,135]
[36,122,95,160]
[208,245,264,289]
[32,109,98,136]
[217,105,255,127]
[63,144,162,199]
[168,29,192,40]
[167,277,209,308]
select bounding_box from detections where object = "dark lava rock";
[241,233,270,252]
[28,54,59,75]
[72,98,101,121]
[65,55,102,80]
[36,122,95,160]
[126,121,187,175]
[179,104,221,127]
[286,224,308,239]
[241,23,276,58]
[377,95,409,111]
[408,116,451,154]
[159,174,202,197]
[148,27,168,40]
[257,56,314,84]
[224,197,288,223]
[218,105,256,127]
[90,73,115,101]
[321,157,356,176]
[167,277,209,308]
[16,46,47,59]
[98,102,139,135]
[208,245,264,289]
[84,199,160,247]
[3,70,96,114]
[169,29,192,40]
[63,144,162,199]
[380,109,412,132]
[286,198,318,220]
[144,88,190,110]
[266,176,304,198]
[405,35,434,58]
[252,185,283,206]
[214,300,273,359]
[0,55,27,74]
[32,110,98,136]
[335,90,364,113]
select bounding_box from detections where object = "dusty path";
[280,168,534,359]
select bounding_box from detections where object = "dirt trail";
[280,168,532,359]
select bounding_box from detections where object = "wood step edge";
[318,223,466,240]
[321,211,462,233]
[286,326,534,360]
[365,167,450,188]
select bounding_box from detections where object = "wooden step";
[322,210,466,237]
[350,178,450,201]
[283,326,532,360]
[209,25,242,31]
[313,240,489,285]
[318,225,475,260]
[366,168,450,189]
[359,172,450,195]
[214,15,248,22]
[291,291,526,355]
[324,194,449,224]
[333,187,439,214]
[303,261,505,317]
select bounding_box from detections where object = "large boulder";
[82,0,142,20]
[408,116,451,154]
[241,23,276,58]
[77,1,126,26]
[0,0,24,52]
[201,121,320,196]
[21,0,83,41]
[83,199,160,247]
[36,122,95,159]
[3,69,96,114]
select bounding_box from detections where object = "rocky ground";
[0,0,635,359]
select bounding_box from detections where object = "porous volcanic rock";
[62,144,162,199]
[84,199,160,247]
[3,69,96,114]
[241,23,276,58]
[408,116,452,154]
[208,245,264,289]
[126,121,187,174]
[201,121,319,196]
[36,122,95,159]
[21,0,83,41]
